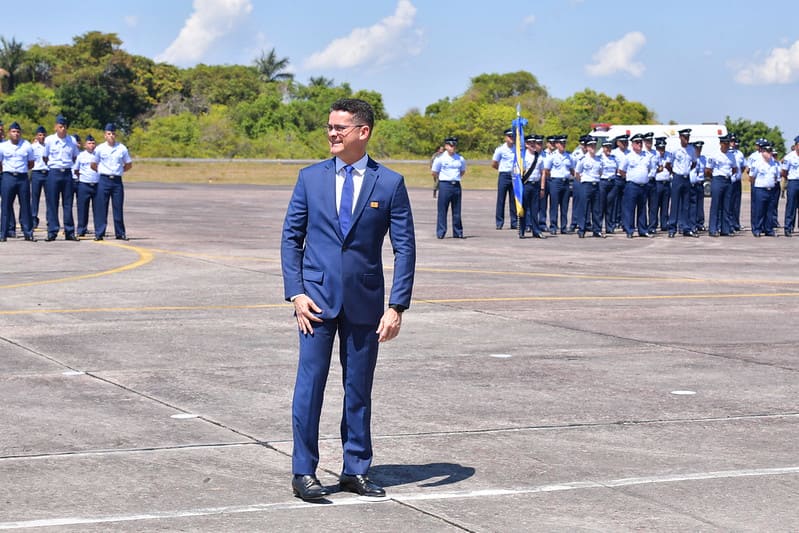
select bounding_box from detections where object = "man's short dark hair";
[330,98,375,129]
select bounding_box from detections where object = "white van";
[588,123,728,160]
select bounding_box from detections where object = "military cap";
[35,125,46,134]
[692,140,705,147]
[531,133,544,142]
[719,134,731,143]
[104,122,117,132]
[678,128,692,137]
[546,135,558,143]
[55,114,68,125]
[794,135,799,144]
[630,133,645,142]
[584,136,597,145]
[8,121,21,130]
[655,139,667,148]
[601,138,614,147]
[615,134,630,143]
[642,132,654,140]
[755,138,769,147]
[761,143,774,152]
[444,136,458,145]
[85,134,95,142]
[524,134,536,143]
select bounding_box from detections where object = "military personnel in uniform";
[574,137,604,238]
[649,137,672,233]
[92,123,133,241]
[74,135,100,237]
[0,122,36,242]
[607,135,629,233]
[598,139,618,234]
[520,134,546,239]
[749,143,781,237]
[728,133,745,232]
[619,133,654,238]
[543,135,573,234]
[492,129,517,230]
[668,129,697,237]
[42,114,80,241]
[705,135,739,236]
[688,141,706,234]
[431,137,466,239]
[29,126,48,230]
[781,135,799,236]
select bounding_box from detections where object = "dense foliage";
[0,32,787,159]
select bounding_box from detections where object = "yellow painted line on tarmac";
[0,303,288,316]
[145,248,278,262]
[0,242,153,290]
[415,267,799,286]
[417,292,799,304]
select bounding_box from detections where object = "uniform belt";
[713,175,731,180]
[439,180,460,184]
[755,186,774,191]
[550,176,568,180]
[101,174,122,179]
[673,173,689,178]
[52,167,70,172]
[79,181,98,185]
[3,171,26,177]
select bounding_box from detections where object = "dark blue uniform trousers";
[495,172,517,229]
[45,168,75,238]
[668,174,691,234]
[76,181,100,236]
[606,177,625,231]
[1,172,34,238]
[708,175,732,234]
[622,182,648,236]
[548,177,570,232]
[293,316,379,476]
[752,186,778,236]
[521,181,545,237]
[574,180,601,233]
[784,180,799,233]
[30,169,48,229]
[649,180,671,232]
[96,174,126,238]
[436,180,463,238]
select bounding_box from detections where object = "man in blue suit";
[281,98,416,501]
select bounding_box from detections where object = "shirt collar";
[335,154,368,175]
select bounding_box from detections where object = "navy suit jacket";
[281,156,415,325]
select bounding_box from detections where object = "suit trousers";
[1,173,33,237]
[45,168,75,237]
[495,172,517,229]
[96,174,126,238]
[292,315,379,476]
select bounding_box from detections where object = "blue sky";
[10,1,799,146]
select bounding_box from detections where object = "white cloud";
[521,15,536,28]
[303,0,421,70]
[124,15,138,28]
[735,40,799,84]
[156,0,253,65]
[585,31,646,77]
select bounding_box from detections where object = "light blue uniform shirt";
[575,154,602,182]
[432,152,466,182]
[622,150,650,184]
[31,141,48,171]
[0,139,35,173]
[43,133,79,169]
[690,155,706,185]
[655,151,673,181]
[599,153,618,179]
[76,150,100,183]
[611,147,629,175]
[646,148,658,178]
[730,149,745,182]
[749,156,780,188]
[544,150,573,178]
[93,141,132,176]
[706,151,737,177]
[672,144,696,176]
[782,151,799,180]
[524,149,545,181]
[492,143,515,172]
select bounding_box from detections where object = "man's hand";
[376,307,402,343]
[293,294,323,334]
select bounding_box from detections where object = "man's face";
[85,140,96,152]
[105,130,117,145]
[8,128,21,142]
[586,144,596,156]
[631,139,643,153]
[445,142,456,155]
[505,134,514,146]
[55,123,67,137]
[680,135,689,146]
[327,110,369,161]
[555,141,565,153]
[35,132,45,143]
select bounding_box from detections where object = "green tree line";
[0,32,786,159]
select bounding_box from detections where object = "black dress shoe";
[339,474,385,497]
[116,235,129,241]
[0,237,6,242]
[65,234,79,241]
[683,231,699,238]
[45,235,56,241]
[292,475,331,501]
[24,235,37,242]
[94,235,104,241]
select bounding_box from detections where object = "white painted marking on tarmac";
[671,390,697,395]
[170,413,199,419]
[489,353,513,359]
[61,371,85,376]
[2,466,798,529]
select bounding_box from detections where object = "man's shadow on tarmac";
[370,462,475,488]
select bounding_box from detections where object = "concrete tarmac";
[1,182,798,532]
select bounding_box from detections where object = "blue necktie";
[339,165,354,234]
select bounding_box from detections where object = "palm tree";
[0,37,26,93]
[308,76,334,88]
[254,48,294,83]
